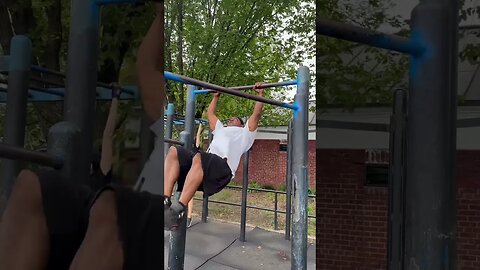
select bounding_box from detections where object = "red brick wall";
[316,149,480,269]
[234,140,316,189]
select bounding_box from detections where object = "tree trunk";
[176,0,185,114]
[165,0,176,105]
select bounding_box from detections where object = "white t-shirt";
[208,119,257,176]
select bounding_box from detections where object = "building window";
[279,143,287,152]
[365,164,389,187]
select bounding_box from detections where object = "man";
[163,84,264,230]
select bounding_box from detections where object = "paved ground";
[164,219,316,270]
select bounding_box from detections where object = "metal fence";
[194,184,316,238]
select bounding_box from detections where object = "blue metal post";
[291,66,310,270]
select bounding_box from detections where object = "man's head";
[226,117,244,127]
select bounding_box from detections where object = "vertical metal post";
[274,193,278,230]
[63,0,100,184]
[201,128,213,222]
[240,149,250,242]
[285,120,293,240]
[405,1,457,269]
[291,66,309,270]
[47,121,81,179]
[164,103,175,156]
[169,85,196,270]
[387,89,406,270]
[0,36,31,203]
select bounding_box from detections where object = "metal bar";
[457,118,480,128]
[0,143,63,168]
[229,80,298,91]
[29,76,65,88]
[291,66,309,270]
[198,198,317,219]
[0,78,64,97]
[257,128,316,134]
[0,36,32,200]
[274,193,278,230]
[0,56,9,72]
[164,71,298,110]
[164,103,175,156]
[63,0,101,184]
[387,89,407,270]
[164,138,184,146]
[317,119,389,132]
[202,128,213,223]
[404,1,457,269]
[31,65,136,96]
[169,85,196,270]
[195,80,298,94]
[285,120,293,240]
[316,18,425,55]
[240,150,250,242]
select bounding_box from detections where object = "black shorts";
[37,169,164,270]
[175,145,232,196]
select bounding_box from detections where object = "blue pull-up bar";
[316,18,425,56]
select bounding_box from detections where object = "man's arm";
[207,93,220,131]
[248,83,264,131]
[195,123,203,148]
[100,86,120,175]
[136,4,165,122]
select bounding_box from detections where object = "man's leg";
[165,154,204,229]
[164,146,181,197]
[0,170,49,270]
[179,154,203,206]
[69,191,123,270]
[187,197,194,227]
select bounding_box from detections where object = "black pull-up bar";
[164,71,298,110]
[0,143,63,169]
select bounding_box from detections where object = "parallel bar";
[0,56,9,72]
[387,89,407,270]
[0,36,32,201]
[316,18,425,55]
[164,71,298,110]
[285,120,293,240]
[195,80,298,94]
[404,1,457,268]
[164,138,184,146]
[0,143,63,168]
[229,80,298,91]
[0,78,64,97]
[31,65,136,96]
[291,66,309,270]
[240,150,250,242]
[317,119,389,132]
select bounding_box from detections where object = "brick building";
[317,106,480,269]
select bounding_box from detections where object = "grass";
[191,186,316,239]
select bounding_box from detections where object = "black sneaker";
[164,201,186,231]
